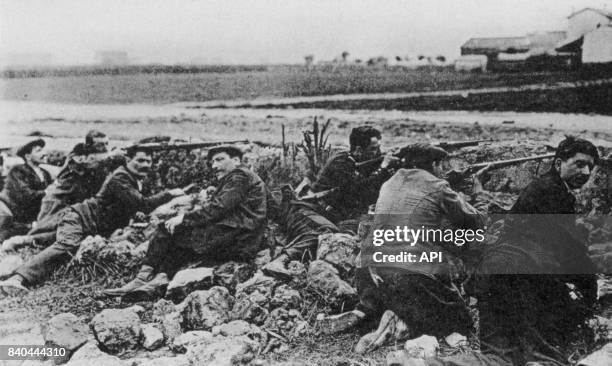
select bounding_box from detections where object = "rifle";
[124,139,250,152]
[444,153,555,184]
[436,139,497,150]
[354,139,498,169]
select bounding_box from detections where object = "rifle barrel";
[469,153,555,171]
[128,139,250,151]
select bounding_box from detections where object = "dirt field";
[2,66,612,105]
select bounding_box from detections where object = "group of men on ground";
[0,126,604,365]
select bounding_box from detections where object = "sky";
[1,0,611,66]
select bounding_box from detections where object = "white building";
[566,8,612,41]
[557,8,612,64]
[583,26,612,63]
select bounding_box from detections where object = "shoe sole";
[123,283,168,302]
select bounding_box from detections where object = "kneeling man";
[105,145,268,298]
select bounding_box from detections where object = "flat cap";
[396,143,448,167]
[207,145,243,160]
[16,139,45,158]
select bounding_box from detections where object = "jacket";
[311,150,392,221]
[362,169,485,274]
[0,163,52,223]
[30,154,125,238]
[183,166,267,232]
[72,165,173,237]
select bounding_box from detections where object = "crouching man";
[104,145,268,298]
[318,144,486,354]
[0,146,184,295]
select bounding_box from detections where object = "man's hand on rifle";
[473,164,493,193]
[380,153,400,169]
[165,213,184,235]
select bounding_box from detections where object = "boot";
[125,273,169,301]
[103,265,154,297]
[355,310,410,354]
[0,275,29,297]
[316,310,365,334]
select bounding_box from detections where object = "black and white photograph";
[1,1,612,365]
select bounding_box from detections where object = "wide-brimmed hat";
[16,139,45,159]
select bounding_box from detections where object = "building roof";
[568,8,612,20]
[461,37,531,52]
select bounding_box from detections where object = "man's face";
[91,136,109,153]
[83,152,108,169]
[126,151,152,179]
[211,152,240,179]
[28,146,46,165]
[353,137,382,162]
[557,152,595,189]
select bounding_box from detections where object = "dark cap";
[349,126,382,152]
[70,143,89,156]
[17,139,45,159]
[396,143,449,169]
[207,145,243,161]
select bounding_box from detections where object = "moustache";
[570,174,590,186]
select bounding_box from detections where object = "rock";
[263,308,307,338]
[66,341,128,366]
[270,284,302,309]
[141,324,164,350]
[90,308,142,353]
[186,335,258,366]
[212,320,267,347]
[444,332,467,347]
[151,299,182,341]
[127,305,145,315]
[307,260,357,306]
[151,299,177,321]
[286,261,307,283]
[42,313,89,363]
[404,335,439,359]
[254,249,272,269]
[317,233,360,274]
[159,312,183,342]
[180,286,234,330]
[165,267,214,302]
[578,342,612,366]
[0,254,23,279]
[137,355,190,366]
[214,262,255,291]
[230,296,270,325]
[170,330,213,353]
[235,271,278,307]
[386,350,428,366]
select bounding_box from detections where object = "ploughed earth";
[1,104,612,365]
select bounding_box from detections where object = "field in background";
[2,65,612,105]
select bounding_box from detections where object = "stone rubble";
[90,308,142,353]
[180,286,234,331]
[165,267,214,302]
